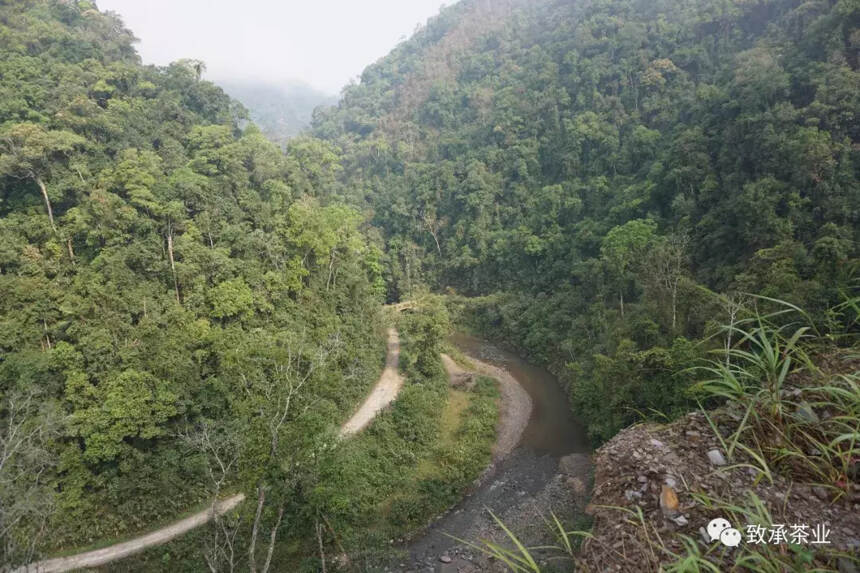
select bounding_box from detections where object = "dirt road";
[339,328,403,437]
[15,495,245,573]
[19,328,404,573]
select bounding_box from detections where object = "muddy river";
[401,334,590,572]
[451,333,589,455]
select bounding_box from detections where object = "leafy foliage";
[1,0,858,568]
[0,0,384,566]
[315,0,859,442]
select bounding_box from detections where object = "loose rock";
[660,485,680,517]
[707,449,727,466]
[838,557,858,573]
[566,476,586,495]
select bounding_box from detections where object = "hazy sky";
[97,0,447,94]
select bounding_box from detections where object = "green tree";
[0,123,85,232]
[601,219,657,319]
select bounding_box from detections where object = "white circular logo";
[720,527,742,547]
[707,518,732,542]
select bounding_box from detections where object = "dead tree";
[722,292,751,366]
[179,421,241,573]
[0,390,59,568]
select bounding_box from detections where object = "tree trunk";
[261,506,284,573]
[167,232,181,304]
[671,286,677,331]
[34,175,56,233]
[320,513,352,571]
[429,228,441,256]
[248,486,266,573]
[326,253,335,291]
[42,319,52,350]
[619,290,624,319]
[316,519,327,573]
[423,215,442,256]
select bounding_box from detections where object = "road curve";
[15,495,245,573]
[19,328,404,573]
[440,353,531,460]
[339,328,403,437]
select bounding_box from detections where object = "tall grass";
[449,510,592,572]
[667,491,849,573]
[691,295,859,491]
[672,295,860,570]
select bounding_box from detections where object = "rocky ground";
[578,410,860,572]
[397,408,859,573]
[392,338,859,573]
[402,449,591,573]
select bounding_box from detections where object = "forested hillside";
[217,80,336,145]
[0,1,384,567]
[1,0,858,570]
[314,0,859,441]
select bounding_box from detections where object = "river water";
[450,332,589,455]
[402,334,590,571]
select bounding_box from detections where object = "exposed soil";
[340,328,404,437]
[578,410,860,572]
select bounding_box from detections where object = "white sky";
[96,0,447,94]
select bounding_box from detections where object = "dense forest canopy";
[0,0,857,569]
[313,0,858,440]
[0,0,384,567]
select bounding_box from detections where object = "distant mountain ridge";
[217,79,337,143]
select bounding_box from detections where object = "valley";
[0,0,857,571]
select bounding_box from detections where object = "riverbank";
[440,352,531,461]
[402,335,592,572]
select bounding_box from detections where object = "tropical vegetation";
[0,0,857,570]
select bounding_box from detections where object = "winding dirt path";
[339,328,403,437]
[16,496,246,573]
[18,328,404,573]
